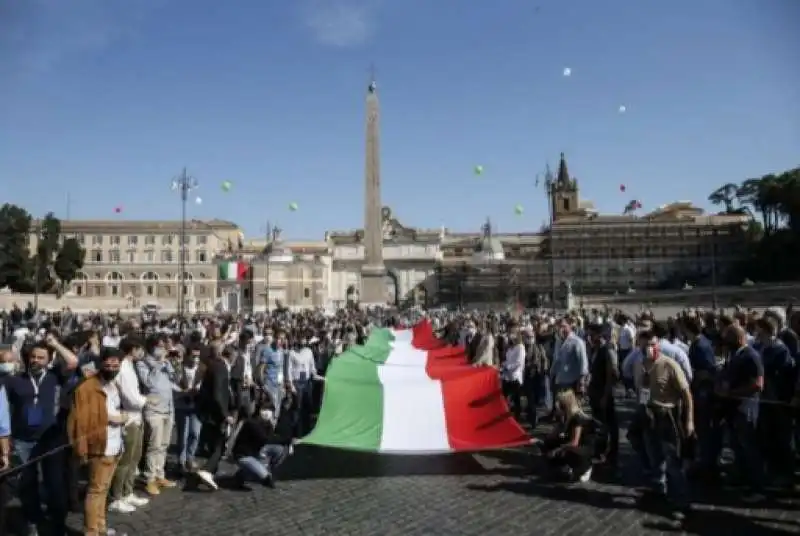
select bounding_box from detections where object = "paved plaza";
[98,401,800,536]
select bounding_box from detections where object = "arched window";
[72,272,89,296]
[106,271,124,297]
[140,271,158,297]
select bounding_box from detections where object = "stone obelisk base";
[360,264,386,306]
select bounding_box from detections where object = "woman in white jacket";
[502,330,526,418]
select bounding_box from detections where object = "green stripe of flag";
[300,329,395,450]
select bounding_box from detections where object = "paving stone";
[6,398,800,535]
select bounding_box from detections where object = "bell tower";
[551,152,579,221]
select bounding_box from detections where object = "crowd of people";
[0,301,798,534]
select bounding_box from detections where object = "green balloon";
[221,181,232,192]
[514,204,524,215]
[288,202,298,211]
[474,165,484,175]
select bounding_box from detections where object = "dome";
[472,236,505,262]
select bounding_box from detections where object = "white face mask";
[260,409,275,423]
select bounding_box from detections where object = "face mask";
[100,369,120,381]
[0,363,15,375]
[260,409,274,423]
[153,348,166,359]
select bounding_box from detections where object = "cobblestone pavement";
[100,401,800,536]
[7,403,800,535]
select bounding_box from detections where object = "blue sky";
[1,0,798,240]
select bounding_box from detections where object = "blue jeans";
[264,384,285,419]
[642,410,689,508]
[237,444,289,481]
[13,436,68,525]
[175,410,202,465]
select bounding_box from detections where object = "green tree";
[711,166,800,281]
[54,237,86,293]
[0,203,33,291]
[32,212,62,293]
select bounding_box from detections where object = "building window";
[111,284,119,296]
[76,234,85,245]
[127,251,136,263]
[110,235,121,246]
[198,286,205,295]
[161,250,173,263]
[109,250,120,264]
[76,286,83,296]
[197,235,207,245]
[144,250,154,263]
[127,235,138,246]
[162,235,174,245]
[304,288,310,299]
[146,285,154,296]
[196,250,207,263]
[145,234,156,245]
[243,288,250,300]
[181,235,190,245]
[562,198,570,212]
[92,235,103,246]
[93,250,103,263]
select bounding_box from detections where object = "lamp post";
[263,222,274,313]
[544,167,557,312]
[171,168,198,320]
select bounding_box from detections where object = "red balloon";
[619,184,626,192]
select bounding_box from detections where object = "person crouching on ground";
[68,347,127,536]
[230,394,295,489]
[533,389,596,483]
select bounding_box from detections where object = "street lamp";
[171,168,198,320]
[543,166,557,312]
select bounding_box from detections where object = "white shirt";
[102,335,121,348]
[502,343,526,384]
[115,358,147,425]
[290,348,318,382]
[103,381,123,456]
[618,323,635,351]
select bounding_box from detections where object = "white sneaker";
[124,494,149,507]
[195,470,219,490]
[578,467,593,483]
[108,500,136,514]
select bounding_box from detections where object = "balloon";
[619,184,626,192]
[474,165,484,175]
[563,67,571,77]
[221,181,232,192]
[113,206,122,214]
[514,204,524,215]
[195,196,202,205]
[288,202,298,211]
[618,105,627,113]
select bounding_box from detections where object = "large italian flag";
[218,261,249,281]
[301,321,530,453]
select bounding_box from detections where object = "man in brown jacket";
[68,348,126,536]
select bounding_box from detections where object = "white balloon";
[195,196,202,205]
[563,67,571,77]
[618,105,627,113]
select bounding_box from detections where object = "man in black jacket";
[193,343,235,490]
[230,395,294,489]
[586,323,619,466]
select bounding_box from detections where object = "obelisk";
[359,77,387,306]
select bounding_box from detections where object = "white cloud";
[300,0,381,48]
[0,0,163,79]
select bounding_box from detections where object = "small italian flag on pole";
[218,261,249,281]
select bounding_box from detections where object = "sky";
[1,0,798,240]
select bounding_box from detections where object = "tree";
[0,204,33,291]
[707,182,741,213]
[710,166,800,281]
[33,212,61,293]
[54,237,86,293]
